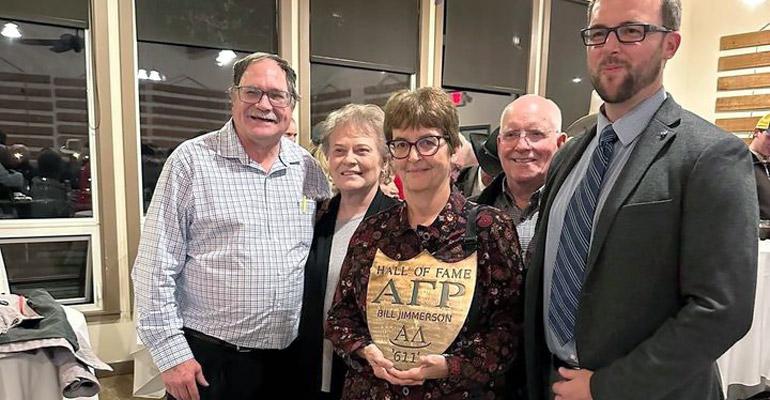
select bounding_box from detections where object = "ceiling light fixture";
[148,70,164,81]
[216,50,237,67]
[1,23,22,39]
[572,77,583,83]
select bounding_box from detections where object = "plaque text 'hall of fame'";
[366,249,477,370]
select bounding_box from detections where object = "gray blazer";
[524,96,759,400]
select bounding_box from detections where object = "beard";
[590,46,664,104]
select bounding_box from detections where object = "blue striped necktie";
[549,124,618,345]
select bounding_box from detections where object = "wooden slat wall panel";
[0,112,53,124]
[151,106,229,121]
[140,94,229,110]
[9,136,55,149]
[0,72,50,84]
[720,31,770,50]
[716,117,762,132]
[718,73,770,91]
[0,86,51,97]
[56,100,87,110]
[715,94,770,112]
[0,124,54,136]
[142,83,226,98]
[150,117,222,131]
[138,83,236,151]
[0,72,93,160]
[56,112,88,123]
[57,125,88,135]
[54,88,87,99]
[53,78,86,87]
[718,51,770,71]
[148,128,203,139]
[0,99,53,111]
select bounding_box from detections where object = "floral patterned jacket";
[326,191,524,399]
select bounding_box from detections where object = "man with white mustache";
[133,52,329,400]
[473,94,566,258]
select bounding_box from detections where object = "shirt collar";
[501,177,542,212]
[216,119,303,168]
[597,87,667,147]
[396,190,467,235]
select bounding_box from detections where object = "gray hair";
[231,52,299,105]
[588,0,681,30]
[318,104,390,180]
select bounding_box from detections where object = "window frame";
[0,18,105,313]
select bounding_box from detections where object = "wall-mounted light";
[572,77,583,83]
[216,50,237,67]
[1,23,22,39]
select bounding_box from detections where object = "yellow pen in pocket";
[300,196,308,213]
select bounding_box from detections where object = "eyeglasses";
[231,86,294,107]
[580,23,672,46]
[387,135,447,159]
[498,130,551,144]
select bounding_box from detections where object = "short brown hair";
[383,87,460,153]
[231,52,299,106]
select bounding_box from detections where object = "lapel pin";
[658,130,669,140]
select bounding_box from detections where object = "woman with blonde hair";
[291,103,400,399]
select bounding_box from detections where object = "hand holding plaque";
[357,344,425,386]
[388,354,449,381]
[366,249,477,370]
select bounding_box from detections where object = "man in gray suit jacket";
[524,0,759,399]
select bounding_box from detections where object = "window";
[136,43,250,211]
[0,236,92,305]
[451,90,517,135]
[311,0,419,73]
[135,1,277,211]
[0,20,93,219]
[309,0,419,140]
[310,64,411,129]
[545,0,593,127]
[442,0,532,93]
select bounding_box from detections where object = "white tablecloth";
[0,306,99,400]
[718,240,770,399]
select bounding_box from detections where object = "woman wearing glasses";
[326,87,524,399]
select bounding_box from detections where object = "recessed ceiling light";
[1,23,22,39]
[216,50,237,67]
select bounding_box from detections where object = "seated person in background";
[749,113,770,220]
[0,144,24,192]
[291,103,400,399]
[30,148,72,218]
[6,144,34,186]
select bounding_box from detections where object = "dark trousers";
[166,329,285,400]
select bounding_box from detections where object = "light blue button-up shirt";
[133,120,330,372]
[543,88,667,365]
